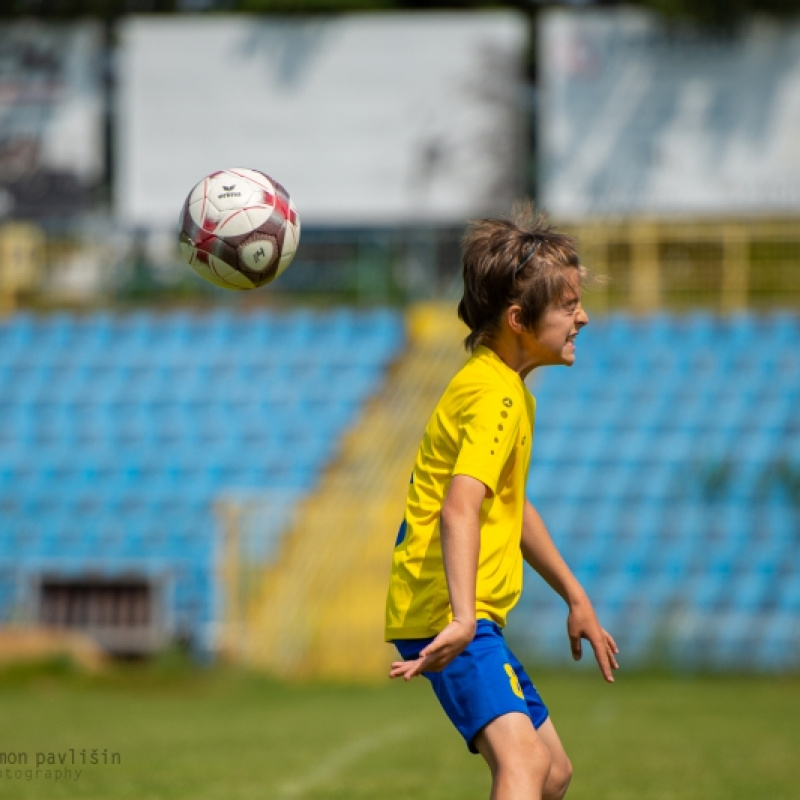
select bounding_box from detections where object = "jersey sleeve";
[452,389,523,496]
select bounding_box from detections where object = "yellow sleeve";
[452,389,523,496]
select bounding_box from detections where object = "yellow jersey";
[385,345,535,640]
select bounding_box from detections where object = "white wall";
[0,22,104,217]
[539,9,800,218]
[116,12,528,228]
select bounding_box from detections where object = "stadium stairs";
[238,304,468,680]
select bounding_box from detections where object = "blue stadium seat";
[650,527,696,573]
[776,575,800,614]
[686,573,730,612]
[593,571,639,617]
[727,572,774,613]
[769,311,800,344]
[4,308,798,666]
[748,538,791,578]
[621,502,666,541]
[582,499,624,538]
[515,610,573,663]
[756,611,800,671]
[635,570,678,613]
[712,612,757,669]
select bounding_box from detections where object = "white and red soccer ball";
[178,168,300,290]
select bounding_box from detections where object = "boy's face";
[524,275,588,368]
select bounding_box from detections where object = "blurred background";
[0,0,799,682]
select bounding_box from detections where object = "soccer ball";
[178,168,300,290]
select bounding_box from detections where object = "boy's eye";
[561,294,580,311]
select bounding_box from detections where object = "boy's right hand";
[389,618,476,681]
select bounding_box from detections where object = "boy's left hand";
[389,618,476,681]
[566,599,619,683]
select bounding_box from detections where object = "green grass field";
[1,657,799,800]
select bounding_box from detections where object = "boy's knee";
[521,735,553,785]
[529,734,552,774]
[542,754,572,800]
[494,733,551,789]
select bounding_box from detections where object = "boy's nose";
[576,305,589,327]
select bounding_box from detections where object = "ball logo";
[218,184,241,199]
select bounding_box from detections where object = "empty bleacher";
[2,306,798,671]
[0,307,405,655]
[511,311,800,671]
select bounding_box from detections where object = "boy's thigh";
[534,716,572,777]
[472,711,544,772]
[474,714,572,799]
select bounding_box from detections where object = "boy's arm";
[390,474,485,681]
[521,500,619,682]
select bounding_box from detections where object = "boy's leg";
[396,623,571,799]
[535,718,573,800]
[473,712,551,800]
[474,714,572,800]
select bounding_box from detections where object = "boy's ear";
[507,304,525,334]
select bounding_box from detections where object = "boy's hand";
[566,598,619,683]
[389,618,476,681]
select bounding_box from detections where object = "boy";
[385,205,619,800]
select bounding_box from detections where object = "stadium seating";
[511,311,800,671]
[2,307,798,670]
[0,307,405,654]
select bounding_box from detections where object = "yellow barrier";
[565,217,800,313]
[5,216,800,311]
[0,221,45,314]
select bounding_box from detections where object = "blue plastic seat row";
[3,309,799,665]
[0,306,406,651]
[0,308,405,362]
[518,311,800,668]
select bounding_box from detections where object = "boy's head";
[458,202,588,354]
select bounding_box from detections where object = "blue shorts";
[394,619,549,753]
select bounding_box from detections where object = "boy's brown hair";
[457,202,587,352]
